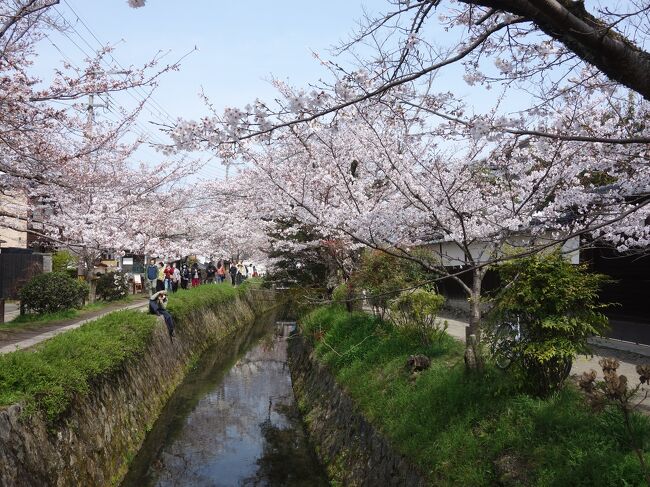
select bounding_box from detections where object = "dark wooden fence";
[0,249,44,299]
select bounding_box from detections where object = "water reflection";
[122,319,327,487]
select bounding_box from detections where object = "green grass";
[301,306,650,486]
[0,310,157,422]
[2,294,141,330]
[166,282,240,319]
[0,283,253,423]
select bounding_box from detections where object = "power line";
[50,6,180,158]
[53,1,229,181]
[61,0,178,126]
[52,6,172,132]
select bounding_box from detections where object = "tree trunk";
[76,247,96,304]
[466,266,483,342]
[86,268,96,304]
[76,246,86,281]
[463,0,650,100]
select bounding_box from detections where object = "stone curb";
[587,336,650,358]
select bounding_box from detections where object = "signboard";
[122,257,134,266]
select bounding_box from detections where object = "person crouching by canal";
[149,290,175,340]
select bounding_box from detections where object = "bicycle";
[491,316,522,370]
[490,315,572,384]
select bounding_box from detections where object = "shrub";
[95,271,129,301]
[331,282,347,304]
[51,250,78,278]
[353,250,405,319]
[19,272,89,314]
[351,248,439,319]
[487,252,610,396]
[282,286,327,319]
[389,289,446,344]
[332,281,361,312]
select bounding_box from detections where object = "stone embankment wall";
[288,334,430,487]
[0,289,275,487]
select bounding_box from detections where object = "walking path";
[440,315,650,389]
[0,298,149,355]
[3,301,20,322]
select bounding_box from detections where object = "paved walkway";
[0,298,149,355]
[439,315,650,390]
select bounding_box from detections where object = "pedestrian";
[252,265,259,278]
[206,261,216,284]
[156,262,165,292]
[236,261,245,285]
[164,263,174,292]
[229,261,238,286]
[172,263,180,292]
[217,262,226,283]
[180,263,190,290]
[191,263,201,288]
[149,290,175,340]
[146,258,158,294]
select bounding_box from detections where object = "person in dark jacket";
[149,290,175,340]
[229,262,238,286]
[205,262,217,284]
[146,259,158,294]
[180,263,190,290]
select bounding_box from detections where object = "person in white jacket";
[172,264,181,293]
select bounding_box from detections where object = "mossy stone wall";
[0,289,274,487]
[288,334,430,487]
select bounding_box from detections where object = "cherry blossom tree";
[0,0,194,284]
[168,2,650,147]
[167,0,648,263]
[195,90,647,337]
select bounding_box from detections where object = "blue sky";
[36,1,526,180]
[36,1,380,178]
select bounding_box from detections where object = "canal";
[121,314,329,486]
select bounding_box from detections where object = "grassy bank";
[1,294,142,330]
[301,306,650,486]
[0,283,251,422]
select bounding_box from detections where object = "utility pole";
[76,92,111,301]
[86,93,109,131]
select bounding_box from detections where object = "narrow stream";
[121,315,329,487]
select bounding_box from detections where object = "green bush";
[19,272,89,314]
[353,250,405,318]
[351,248,439,319]
[332,282,361,312]
[488,252,610,396]
[331,282,347,304]
[51,250,78,278]
[95,271,129,301]
[389,289,446,344]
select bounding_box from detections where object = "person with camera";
[149,290,175,340]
